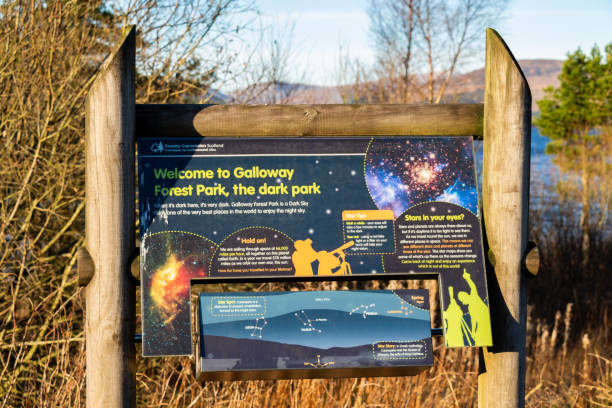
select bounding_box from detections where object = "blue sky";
[252,0,612,86]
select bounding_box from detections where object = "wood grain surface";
[85,26,136,408]
[135,103,484,138]
[479,28,532,408]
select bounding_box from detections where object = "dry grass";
[1,2,610,406]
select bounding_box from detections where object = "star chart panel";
[199,290,433,380]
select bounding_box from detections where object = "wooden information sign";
[82,26,531,407]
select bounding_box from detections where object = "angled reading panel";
[197,289,433,381]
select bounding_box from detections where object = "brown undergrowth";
[1,2,610,406]
[2,132,609,408]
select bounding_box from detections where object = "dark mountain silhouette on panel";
[202,309,430,350]
[201,334,433,371]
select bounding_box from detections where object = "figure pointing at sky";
[444,286,467,347]
[457,269,493,346]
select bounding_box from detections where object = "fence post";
[84,26,136,407]
[479,28,531,407]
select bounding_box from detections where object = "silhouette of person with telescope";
[292,239,354,276]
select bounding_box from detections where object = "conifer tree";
[535,44,612,269]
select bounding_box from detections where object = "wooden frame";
[84,27,136,408]
[135,103,484,138]
[81,26,531,407]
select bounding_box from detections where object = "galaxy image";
[142,231,217,356]
[365,137,478,217]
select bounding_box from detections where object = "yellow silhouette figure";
[444,286,468,347]
[316,241,354,276]
[292,239,318,276]
[292,240,354,276]
[335,250,352,276]
[457,269,493,346]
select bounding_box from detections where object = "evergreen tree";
[535,43,612,269]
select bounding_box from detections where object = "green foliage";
[535,43,612,271]
[535,43,612,173]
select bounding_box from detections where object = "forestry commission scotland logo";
[151,141,164,153]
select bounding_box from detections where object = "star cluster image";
[365,137,478,217]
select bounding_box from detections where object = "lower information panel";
[197,289,433,381]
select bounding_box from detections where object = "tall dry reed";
[1,3,610,405]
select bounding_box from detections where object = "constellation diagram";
[349,303,377,319]
[294,310,324,333]
[247,317,267,339]
[386,300,414,316]
[304,355,335,368]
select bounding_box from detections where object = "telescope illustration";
[317,240,355,276]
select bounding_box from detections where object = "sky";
[251,0,612,86]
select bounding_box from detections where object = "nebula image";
[365,137,478,217]
[142,231,217,355]
[150,254,193,324]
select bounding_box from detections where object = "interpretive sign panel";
[138,137,492,356]
[197,289,432,380]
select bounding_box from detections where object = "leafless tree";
[111,0,256,103]
[368,0,507,103]
[232,20,308,104]
[335,42,376,104]
[0,0,257,404]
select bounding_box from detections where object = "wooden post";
[85,27,136,407]
[479,28,531,407]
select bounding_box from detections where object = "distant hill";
[229,81,343,104]
[231,59,563,112]
[444,59,563,111]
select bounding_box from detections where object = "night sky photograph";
[365,136,479,217]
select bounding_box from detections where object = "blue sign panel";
[138,137,491,357]
[198,289,433,380]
